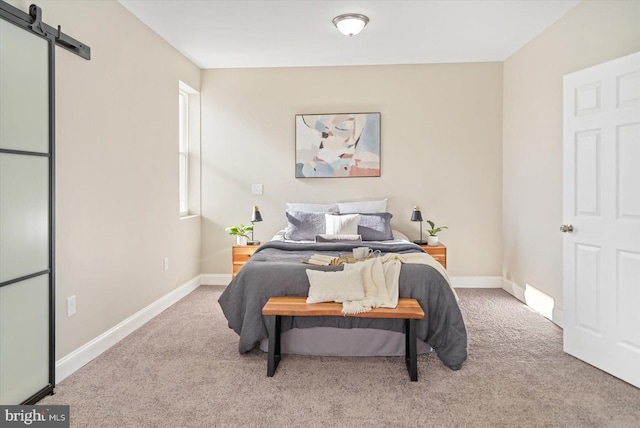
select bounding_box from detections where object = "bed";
[218,201,468,370]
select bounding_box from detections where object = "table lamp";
[248,205,263,245]
[411,205,427,245]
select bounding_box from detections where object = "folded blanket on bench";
[342,252,457,315]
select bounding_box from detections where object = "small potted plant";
[425,220,447,246]
[225,223,253,246]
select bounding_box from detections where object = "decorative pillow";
[286,202,339,213]
[338,198,388,214]
[325,213,360,235]
[306,269,365,303]
[284,211,326,240]
[315,234,362,243]
[358,213,394,241]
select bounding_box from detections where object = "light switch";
[251,184,263,195]
[67,295,76,317]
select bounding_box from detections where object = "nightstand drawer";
[430,253,446,267]
[419,243,447,269]
[232,245,259,278]
[232,263,244,277]
[233,252,254,263]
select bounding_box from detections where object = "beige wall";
[503,1,640,312]
[201,63,503,277]
[7,0,202,358]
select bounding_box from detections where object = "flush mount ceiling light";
[332,13,369,37]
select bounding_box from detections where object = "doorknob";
[560,224,574,233]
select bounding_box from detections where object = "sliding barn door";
[0,16,54,404]
[563,51,640,388]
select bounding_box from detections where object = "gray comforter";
[218,241,468,370]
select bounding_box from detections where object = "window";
[178,81,200,218]
[179,89,189,216]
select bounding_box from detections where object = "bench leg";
[267,315,281,377]
[405,318,418,381]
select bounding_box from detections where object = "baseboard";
[450,276,502,288]
[55,275,201,383]
[501,278,563,328]
[200,273,232,286]
[552,307,564,328]
[501,278,526,302]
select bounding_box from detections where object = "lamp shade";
[332,13,369,37]
[251,206,263,223]
[411,206,423,222]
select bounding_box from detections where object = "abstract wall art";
[295,112,381,178]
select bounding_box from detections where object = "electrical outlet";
[67,295,76,318]
[251,184,263,195]
[164,257,169,271]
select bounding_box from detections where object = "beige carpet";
[40,286,640,427]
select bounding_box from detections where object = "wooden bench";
[261,297,425,381]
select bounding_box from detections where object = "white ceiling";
[118,0,581,69]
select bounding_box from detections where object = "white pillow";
[338,198,388,214]
[286,202,339,213]
[325,213,359,235]
[306,269,365,303]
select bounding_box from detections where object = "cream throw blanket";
[341,252,458,315]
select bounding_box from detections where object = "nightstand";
[419,243,447,268]
[232,245,259,278]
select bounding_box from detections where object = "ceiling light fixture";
[332,13,369,37]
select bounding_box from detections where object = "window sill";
[180,214,200,221]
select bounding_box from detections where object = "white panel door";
[563,51,640,388]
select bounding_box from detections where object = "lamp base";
[413,240,428,245]
[247,240,261,246]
